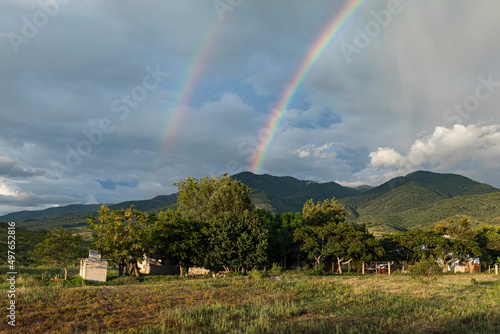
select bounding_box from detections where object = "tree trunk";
[132,262,140,277]
[179,265,184,277]
[64,267,68,280]
[337,257,343,274]
[126,261,133,276]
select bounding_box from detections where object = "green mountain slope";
[339,171,500,235]
[234,171,363,213]
[344,182,445,219]
[389,191,500,230]
[361,170,497,198]
[1,194,177,232]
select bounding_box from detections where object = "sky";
[1,0,500,215]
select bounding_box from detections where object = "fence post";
[496,264,498,275]
[388,262,391,275]
[362,262,365,275]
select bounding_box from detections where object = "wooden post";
[496,264,498,275]
[388,262,391,275]
[362,262,365,275]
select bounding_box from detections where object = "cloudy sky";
[1,0,500,215]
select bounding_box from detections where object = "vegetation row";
[3,174,499,280]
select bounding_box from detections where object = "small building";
[138,254,179,275]
[444,258,481,273]
[80,250,108,282]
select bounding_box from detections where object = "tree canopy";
[87,204,156,277]
[174,174,254,221]
[31,227,86,280]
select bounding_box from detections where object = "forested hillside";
[339,171,500,234]
[1,171,499,235]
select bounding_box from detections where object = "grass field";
[1,268,499,333]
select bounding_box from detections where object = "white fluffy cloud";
[369,124,500,174]
[294,143,337,159]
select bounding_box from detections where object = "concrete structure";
[80,250,108,282]
[188,267,211,276]
[441,257,481,273]
[138,254,179,275]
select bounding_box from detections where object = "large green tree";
[87,205,155,277]
[31,227,86,280]
[475,225,500,265]
[324,223,384,273]
[203,212,268,272]
[382,219,481,271]
[174,174,254,221]
[294,198,381,272]
[302,198,348,226]
[264,211,304,269]
[294,198,349,269]
[381,229,444,263]
[154,209,205,277]
[293,224,330,268]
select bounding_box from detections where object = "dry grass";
[1,271,499,333]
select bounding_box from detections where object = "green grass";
[1,269,499,333]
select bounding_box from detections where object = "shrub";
[409,256,443,284]
[269,263,282,276]
[248,268,266,280]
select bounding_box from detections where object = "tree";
[154,209,205,277]
[174,174,254,221]
[382,229,444,263]
[264,211,304,269]
[294,198,382,273]
[294,198,349,269]
[323,223,384,273]
[475,225,500,265]
[431,218,481,271]
[87,204,155,277]
[293,224,329,268]
[383,221,481,272]
[203,212,268,272]
[431,217,474,238]
[302,198,348,226]
[31,227,86,280]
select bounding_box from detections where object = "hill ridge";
[1,170,499,234]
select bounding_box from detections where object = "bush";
[269,263,282,276]
[409,256,444,284]
[305,263,326,276]
[248,268,266,280]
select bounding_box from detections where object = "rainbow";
[250,0,368,173]
[160,21,220,155]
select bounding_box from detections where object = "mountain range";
[1,170,499,235]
